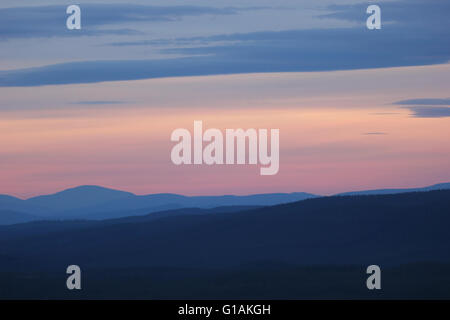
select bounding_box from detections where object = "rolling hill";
[0,186,317,223]
[1,189,449,298]
[1,190,449,269]
[2,182,450,224]
[337,182,450,196]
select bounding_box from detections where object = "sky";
[0,0,449,197]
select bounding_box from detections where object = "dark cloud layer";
[0,4,251,40]
[403,106,450,118]
[0,0,449,86]
[394,96,450,118]
[323,0,450,29]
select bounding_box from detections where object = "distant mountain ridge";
[26,185,135,212]
[1,190,449,272]
[1,182,449,225]
[336,182,450,196]
[1,189,450,299]
[0,185,317,224]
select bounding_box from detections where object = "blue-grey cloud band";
[0,4,254,39]
[0,0,448,87]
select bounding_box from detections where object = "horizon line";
[2,181,450,201]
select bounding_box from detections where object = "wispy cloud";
[363,132,387,135]
[393,96,450,118]
[322,0,450,29]
[71,100,129,105]
[394,98,450,106]
[0,0,449,86]
[403,106,450,118]
[0,4,256,40]
[2,23,449,87]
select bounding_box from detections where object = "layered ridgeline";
[337,182,450,196]
[0,190,449,299]
[0,186,317,224]
[1,183,450,225]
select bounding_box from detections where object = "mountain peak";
[25,185,135,213]
[57,185,134,195]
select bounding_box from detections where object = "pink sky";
[1,64,450,198]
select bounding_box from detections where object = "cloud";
[322,0,450,29]
[403,106,450,118]
[0,4,253,40]
[393,96,450,118]
[71,100,128,105]
[0,0,449,86]
[370,112,400,115]
[394,98,450,105]
[1,24,449,87]
[363,132,387,135]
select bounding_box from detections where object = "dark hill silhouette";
[1,190,449,299]
[0,205,261,241]
[0,210,40,225]
[1,190,449,270]
[336,182,450,196]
